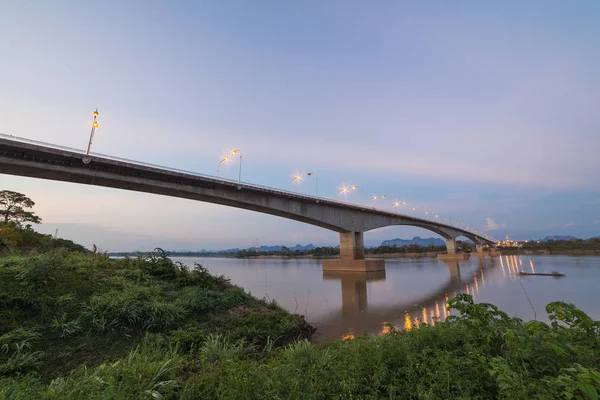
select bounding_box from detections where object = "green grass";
[0,249,311,380]
[1,250,599,399]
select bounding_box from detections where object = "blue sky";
[1,1,599,251]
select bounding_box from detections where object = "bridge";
[0,134,495,271]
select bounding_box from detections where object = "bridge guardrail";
[0,133,496,243]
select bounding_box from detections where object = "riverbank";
[500,249,600,255]
[164,251,444,259]
[245,252,442,259]
[2,288,599,398]
[0,250,313,381]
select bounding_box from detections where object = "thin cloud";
[484,217,505,232]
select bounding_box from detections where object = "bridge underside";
[0,138,496,272]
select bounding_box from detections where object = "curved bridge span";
[0,135,494,270]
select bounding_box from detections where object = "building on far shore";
[497,235,521,248]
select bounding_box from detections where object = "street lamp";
[231,149,242,184]
[371,194,387,210]
[338,184,350,197]
[291,174,302,191]
[307,172,318,199]
[350,184,363,205]
[86,109,100,156]
[216,155,231,177]
[393,200,407,213]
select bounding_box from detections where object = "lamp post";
[371,194,387,210]
[351,184,363,205]
[291,174,302,191]
[231,149,242,184]
[86,109,99,155]
[307,172,318,199]
[216,155,230,177]
[393,200,407,213]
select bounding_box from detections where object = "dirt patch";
[228,304,252,316]
[228,304,272,316]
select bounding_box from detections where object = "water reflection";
[173,254,600,343]
[322,270,386,315]
[322,270,386,340]
[395,258,498,334]
[320,258,497,340]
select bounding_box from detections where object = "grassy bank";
[1,250,599,399]
[0,250,313,380]
[2,292,599,399]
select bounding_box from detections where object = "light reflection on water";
[171,255,600,343]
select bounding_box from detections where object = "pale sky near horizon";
[1,1,599,251]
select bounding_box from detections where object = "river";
[171,255,600,342]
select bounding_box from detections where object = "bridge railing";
[0,133,496,243]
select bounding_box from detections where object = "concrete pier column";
[323,231,385,272]
[438,238,470,261]
[475,243,484,253]
[446,238,457,255]
[339,231,365,261]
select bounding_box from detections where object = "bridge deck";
[0,133,495,244]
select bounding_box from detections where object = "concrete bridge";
[0,134,495,271]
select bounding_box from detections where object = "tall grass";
[0,249,311,380]
[2,295,599,399]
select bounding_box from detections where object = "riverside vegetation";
[1,192,600,398]
[1,244,599,398]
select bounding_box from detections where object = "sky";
[1,1,599,251]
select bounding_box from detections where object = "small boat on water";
[518,271,565,277]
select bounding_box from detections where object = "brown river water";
[171,255,600,342]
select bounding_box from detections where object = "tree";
[0,190,42,226]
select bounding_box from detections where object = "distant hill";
[255,244,315,252]
[540,235,577,241]
[380,236,445,247]
[173,244,316,254]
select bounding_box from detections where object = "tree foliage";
[0,190,42,226]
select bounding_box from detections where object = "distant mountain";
[540,235,577,242]
[380,236,445,247]
[255,244,315,252]
[213,244,316,253]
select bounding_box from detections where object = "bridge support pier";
[471,243,488,257]
[438,238,470,261]
[323,232,385,272]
